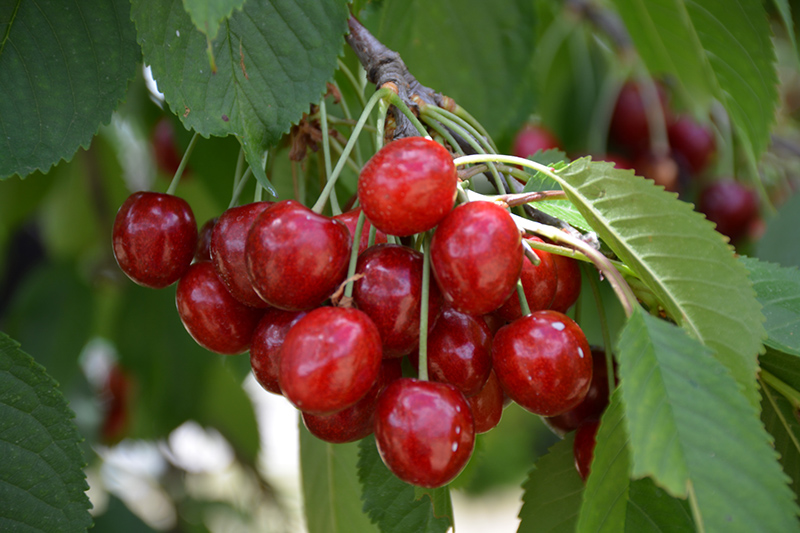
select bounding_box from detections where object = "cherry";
[697,179,758,243]
[358,137,457,237]
[250,308,308,395]
[492,311,592,417]
[246,200,351,311]
[599,153,633,170]
[353,244,443,358]
[574,419,600,482]
[175,261,264,355]
[301,358,402,443]
[431,201,523,315]
[496,236,557,321]
[632,151,680,193]
[279,307,382,415]
[545,348,614,435]
[210,202,273,308]
[467,370,504,434]
[549,252,582,314]
[195,217,218,262]
[667,115,715,174]
[609,81,669,154]
[333,207,388,255]
[112,191,197,289]
[512,124,560,159]
[421,307,493,397]
[151,117,186,177]
[374,378,475,488]
[100,364,133,444]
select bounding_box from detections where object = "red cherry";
[697,179,759,243]
[101,364,133,444]
[431,201,523,315]
[195,217,218,262]
[246,200,351,310]
[353,244,443,358]
[211,202,273,308]
[301,358,402,443]
[375,378,475,488]
[467,371,504,434]
[151,117,185,177]
[632,152,680,193]
[668,115,715,174]
[598,153,633,170]
[112,191,197,289]
[358,137,457,237]
[496,236,557,321]
[175,261,264,355]
[279,307,382,415]
[512,124,560,159]
[333,207,388,255]
[424,307,492,397]
[492,311,592,417]
[574,419,601,482]
[250,308,308,395]
[549,253,582,314]
[609,81,669,154]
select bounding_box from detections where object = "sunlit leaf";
[182,0,245,41]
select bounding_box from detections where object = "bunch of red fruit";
[112,136,601,488]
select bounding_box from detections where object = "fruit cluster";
[112,136,599,488]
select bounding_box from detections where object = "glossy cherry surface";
[211,202,272,308]
[668,115,715,174]
[279,307,382,415]
[176,261,264,355]
[492,311,592,416]
[246,200,351,310]
[467,370,504,434]
[195,217,217,262]
[496,237,557,321]
[574,419,600,482]
[697,179,758,243]
[250,308,308,395]
[549,252,582,314]
[113,191,197,289]
[334,207,388,255]
[358,137,457,237]
[512,124,560,159]
[353,244,442,357]
[375,378,475,488]
[431,201,523,315]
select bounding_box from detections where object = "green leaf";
[556,158,765,406]
[0,332,92,531]
[299,426,378,533]
[357,435,453,533]
[771,0,799,64]
[611,0,778,162]
[0,0,139,179]
[517,432,584,532]
[762,347,800,391]
[740,257,800,357]
[182,0,245,41]
[757,191,800,268]
[616,308,798,531]
[522,149,592,233]
[761,380,800,500]
[131,0,349,195]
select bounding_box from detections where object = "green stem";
[376,98,389,151]
[418,234,432,381]
[452,104,496,152]
[421,115,465,156]
[337,58,368,109]
[331,81,365,168]
[386,92,429,136]
[583,262,616,395]
[228,168,253,208]
[515,280,531,317]
[319,99,341,216]
[166,132,199,195]
[328,137,364,175]
[426,105,497,153]
[343,210,367,300]
[368,224,377,247]
[761,369,800,409]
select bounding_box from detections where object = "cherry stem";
[459,163,530,184]
[421,115,465,156]
[166,132,199,195]
[761,369,800,410]
[330,80,365,168]
[312,86,393,214]
[426,105,498,153]
[418,234,432,381]
[328,137,363,175]
[319,99,342,216]
[343,210,367,300]
[337,58,368,109]
[516,280,531,317]
[452,104,494,151]
[367,224,377,247]
[386,92,429,137]
[583,262,617,395]
[521,238,541,266]
[635,68,669,157]
[228,167,253,208]
[376,98,389,151]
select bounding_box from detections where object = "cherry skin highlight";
[246,200,351,311]
[358,137,457,237]
[250,308,308,395]
[175,261,264,355]
[492,310,592,417]
[112,191,197,289]
[195,217,218,262]
[279,307,382,415]
[374,378,475,488]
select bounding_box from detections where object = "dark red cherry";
[151,117,186,177]
[100,364,133,444]
[574,419,601,482]
[431,201,523,315]
[250,308,308,395]
[632,152,680,193]
[668,115,715,174]
[175,261,264,355]
[609,81,669,154]
[549,253,582,314]
[112,191,197,289]
[301,358,403,443]
[353,244,442,358]
[512,124,560,159]
[246,200,351,310]
[492,311,592,417]
[599,153,633,170]
[211,202,273,308]
[195,217,218,262]
[467,371,504,434]
[358,137,457,237]
[375,378,475,488]
[279,307,382,415]
[697,179,759,243]
[334,207,388,255]
[496,236,557,321]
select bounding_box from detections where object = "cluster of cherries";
[112,136,607,488]
[513,79,760,244]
